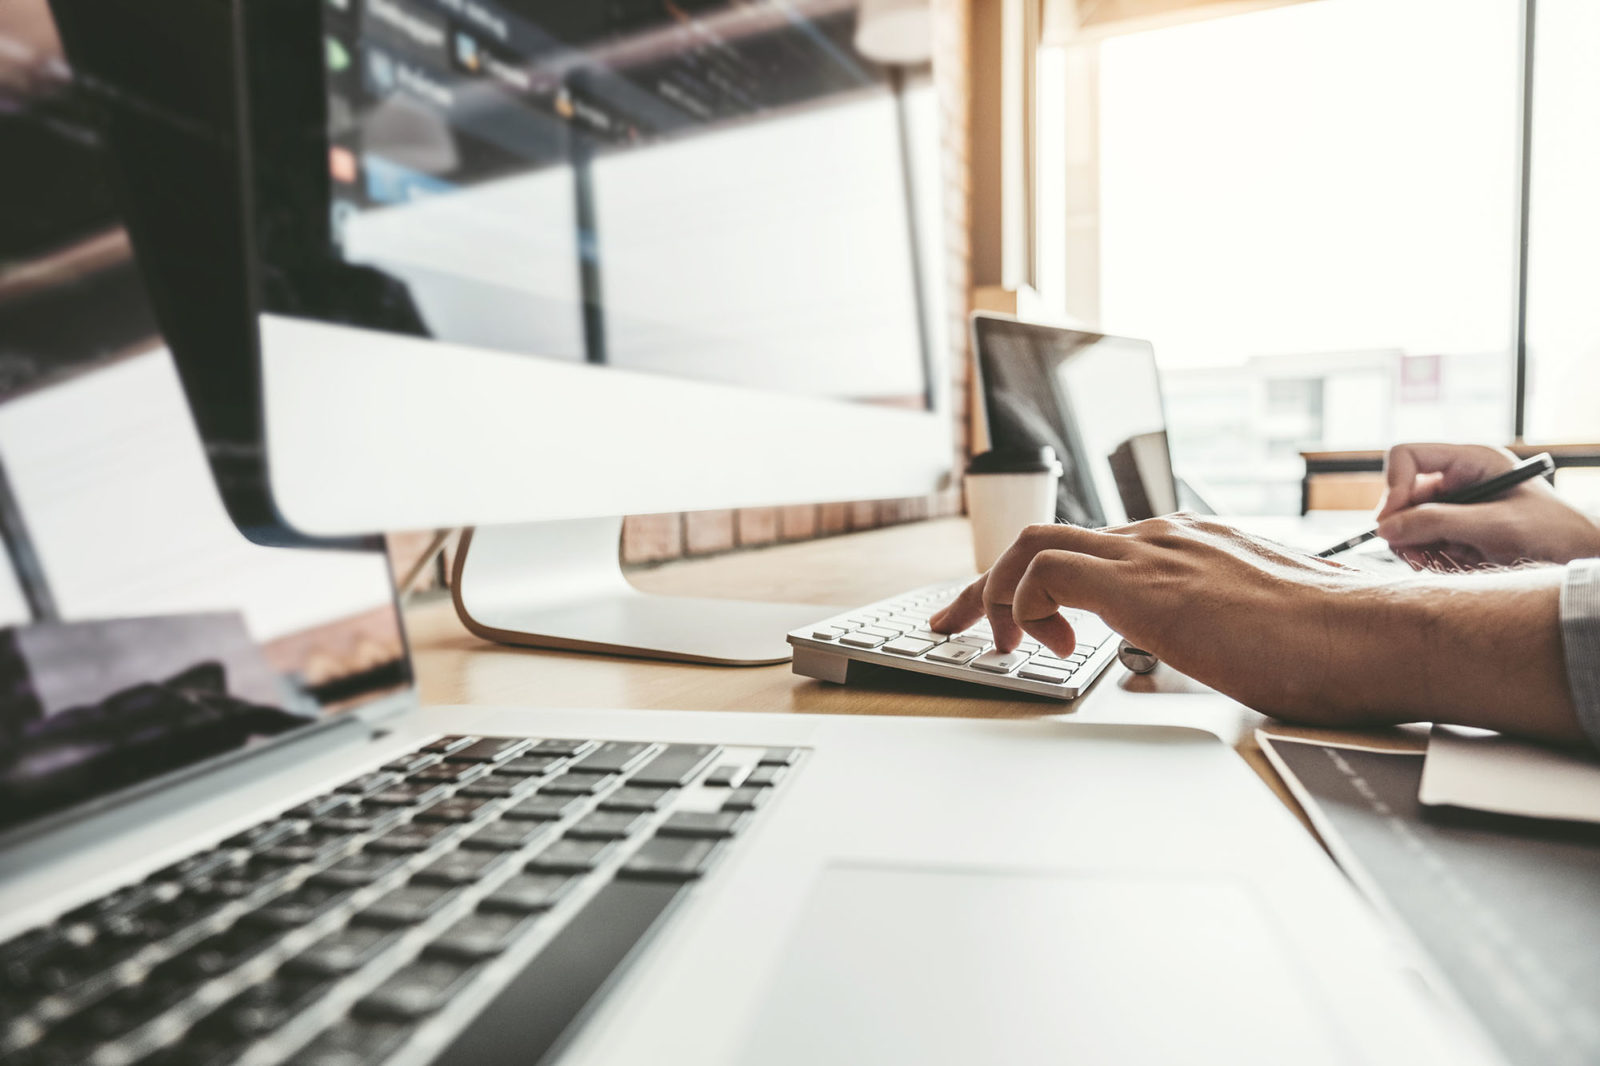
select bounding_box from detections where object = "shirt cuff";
[1559,558,1600,750]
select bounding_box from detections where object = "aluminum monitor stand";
[450,519,834,666]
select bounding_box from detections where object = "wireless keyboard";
[787,578,1120,699]
[0,736,799,1066]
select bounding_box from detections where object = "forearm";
[1334,568,1585,744]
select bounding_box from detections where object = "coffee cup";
[965,446,1063,572]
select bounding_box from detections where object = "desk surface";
[404,516,1421,834]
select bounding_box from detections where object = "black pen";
[1315,452,1556,558]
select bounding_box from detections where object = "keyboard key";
[293,1018,413,1066]
[1018,666,1069,684]
[355,958,479,1019]
[286,793,357,820]
[288,925,402,976]
[422,736,479,755]
[568,742,653,775]
[224,819,307,851]
[744,765,786,788]
[971,649,1031,674]
[599,786,676,811]
[526,838,614,873]
[528,739,593,757]
[459,773,536,799]
[620,836,722,882]
[758,748,802,766]
[925,642,980,664]
[198,973,329,1040]
[503,794,585,821]
[495,755,566,778]
[413,796,495,823]
[565,811,647,840]
[657,811,748,838]
[479,873,576,914]
[629,744,720,787]
[703,764,746,787]
[839,632,885,648]
[365,822,453,853]
[381,752,441,775]
[461,820,554,852]
[367,782,451,808]
[413,848,509,886]
[1030,655,1074,670]
[336,772,402,796]
[424,911,536,961]
[810,625,846,639]
[442,737,532,764]
[411,763,490,785]
[722,787,769,812]
[355,884,461,927]
[244,883,353,928]
[883,637,936,656]
[858,625,901,638]
[542,773,617,796]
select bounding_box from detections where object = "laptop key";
[598,786,676,812]
[541,773,617,796]
[422,736,479,755]
[292,1018,414,1066]
[722,787,769,812]
[568,741,653,776]
[381,752,441,775]
[336,772,402,796]
[356,958,480,1020]
[480,873,576,914]
[1018,666,1069,684]
[461,820,554,852]
[244,883,353,928]
[620,836,722,882]
[411,763,490,786]
[743,765,786,788]
[413,796,494,823]
[413,848,509,886]
[288,924,402,977]
[925,642,980,665]
[424,911,537,961]
[526,838,614,873]
[656,811,748,839]
[565,811,647,840]
[355,884,461,927]
[459,773,536,799]
[839,632,885,648]
[495,755,566,778]
[528,738,592,757]
[502,793,585,822]
[366,821,453,853]
[703,764,746,787]
[367,782,451,807]
[628,744,719,787]
[883,637,936,656]
[286,793,357,820]
[442,737,531,764]
[314,851,410,887]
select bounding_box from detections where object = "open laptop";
[0,298,1497,1066]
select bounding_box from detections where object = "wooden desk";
[406,517,1408,832]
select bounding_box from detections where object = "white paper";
[1419,724,1600,825]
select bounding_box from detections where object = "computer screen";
[0,0,412,840]
[312,0,931,406]
[974,316,1177,528]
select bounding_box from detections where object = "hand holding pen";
[1318,446,1600,566]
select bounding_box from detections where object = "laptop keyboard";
[0,736,801,1066]
[788,579,1120,699]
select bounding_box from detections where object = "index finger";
[982,524,1129,651]
[1377,443,1512,520]
[928,573,988,634]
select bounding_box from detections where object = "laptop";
[0,360,1498,1066]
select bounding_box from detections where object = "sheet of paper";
[1419,724,1600,825]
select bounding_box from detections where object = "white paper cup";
[965,447,1063,572]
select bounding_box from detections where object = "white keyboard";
[787,578,1121,700]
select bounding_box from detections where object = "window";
[1039,0,1525,513]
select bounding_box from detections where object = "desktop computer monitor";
[50,0,952,664]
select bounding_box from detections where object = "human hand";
[926,514,1583,742]
[1375,442,1600,568]
[927,515,1391,723]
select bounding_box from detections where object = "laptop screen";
[974,316,1177,528]
[0,0,412,840]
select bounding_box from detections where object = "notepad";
[1419,724,1600,826]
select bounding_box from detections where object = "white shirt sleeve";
[1559,557,1600,749]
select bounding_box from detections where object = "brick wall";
[392,3,976,583]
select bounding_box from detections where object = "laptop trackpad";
[737,864,1348,1066]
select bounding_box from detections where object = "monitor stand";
[449,519,834,666]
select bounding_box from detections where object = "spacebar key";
[431,879,684,1066]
